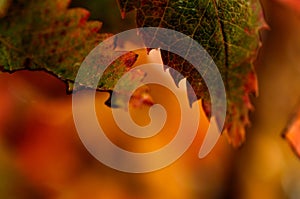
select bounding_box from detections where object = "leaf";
[283,106,300,158]
[118,0,264,147]
[0,0,138,93]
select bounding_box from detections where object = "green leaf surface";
[0,0,138,92]
[118,0,263,147]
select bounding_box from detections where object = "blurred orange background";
[1,0,300,198]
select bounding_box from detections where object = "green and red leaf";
[0,0,138,92]
[118,0,264,147]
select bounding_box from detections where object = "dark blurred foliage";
[70,0,136,33]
